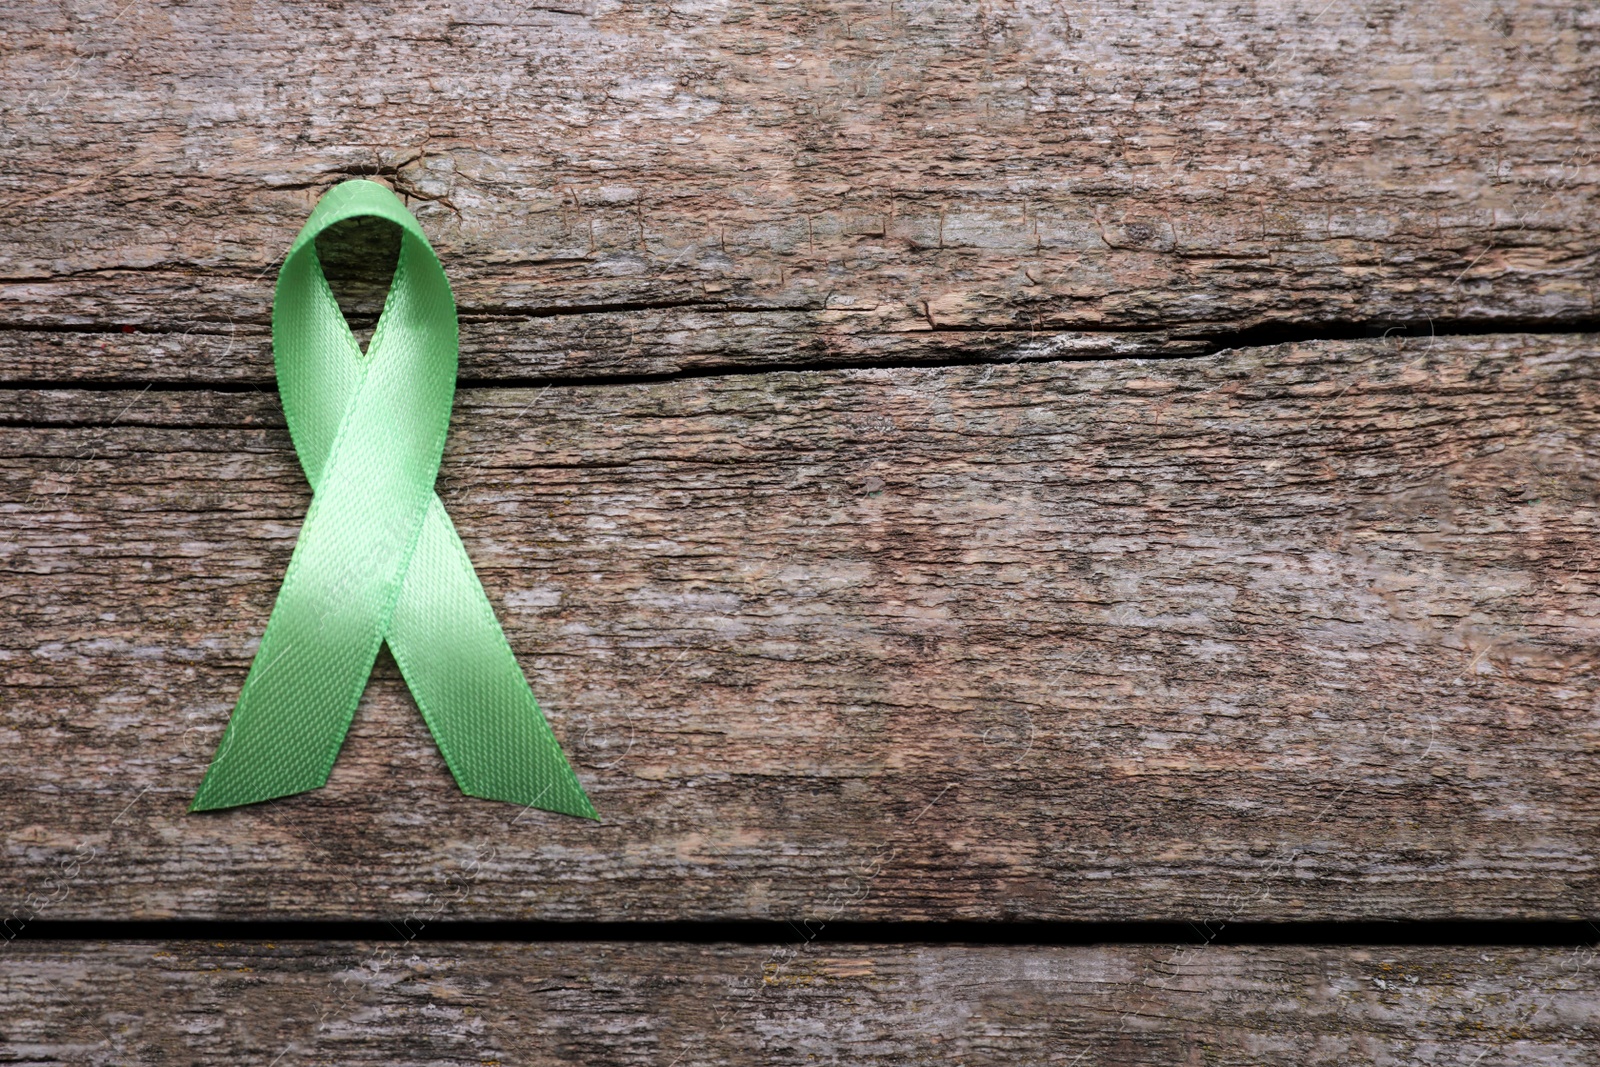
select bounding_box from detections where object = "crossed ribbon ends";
[191,180,597,819]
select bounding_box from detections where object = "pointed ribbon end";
[466,781,600,821]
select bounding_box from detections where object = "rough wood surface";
[3,333,1598,921]
[4,940,1599,1064]
[3,0,1597,383]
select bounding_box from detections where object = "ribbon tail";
[387,496,599,820]
[189,491,399,813]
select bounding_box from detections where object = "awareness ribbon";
[191,180,597,819]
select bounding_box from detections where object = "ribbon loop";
[192,180,597,819]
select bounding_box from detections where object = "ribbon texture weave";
[191,180,597,818]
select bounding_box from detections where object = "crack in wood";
[0,320,1594,402]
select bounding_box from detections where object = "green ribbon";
[191,180,597,819]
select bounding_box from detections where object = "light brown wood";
[3,0,1596,383]
[3,333,1597,921]
[5,11,1600,1022]
[3,940,1598,1064]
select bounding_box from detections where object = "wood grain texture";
[4,940,1599,1064]
[3,333,1598,921]
[2,0,1597,383]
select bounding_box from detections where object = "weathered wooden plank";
[2,0,1596,381]
[3,940,1598,1064]
[2,332,1597,920]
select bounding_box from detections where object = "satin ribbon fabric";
[191,180,597,819]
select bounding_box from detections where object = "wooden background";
[3,0,1599,1061]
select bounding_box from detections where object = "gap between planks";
[9,919,1600,948]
